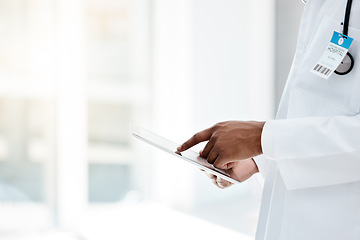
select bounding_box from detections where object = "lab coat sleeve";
[262,114,360,190]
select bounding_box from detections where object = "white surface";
[79,203,254,240]
[0,203,254,240]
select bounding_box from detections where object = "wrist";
[253,121,265,155]
[251,158,259,174]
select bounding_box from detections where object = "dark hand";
[177,121,265,169]
[204,158,259,189]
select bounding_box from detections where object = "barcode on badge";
[312,64,332,77]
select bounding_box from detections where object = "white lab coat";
[252,0,360,239]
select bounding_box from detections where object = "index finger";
[177,128,213,152]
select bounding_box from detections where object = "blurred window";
[0,0,56,232]
[0,0,150,235]
[85,0,150,204]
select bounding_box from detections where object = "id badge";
[311,31,353,79]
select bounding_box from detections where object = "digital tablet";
[131,125,240,184]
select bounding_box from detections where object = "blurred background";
[0,0,304,239]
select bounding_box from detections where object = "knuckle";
[192,133,199,141]
[210,134,218,141]
[217,121,227,127]
[212,123,220,130]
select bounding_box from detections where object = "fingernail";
[177,146,182,151]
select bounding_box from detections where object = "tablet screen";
[131,125,240,184]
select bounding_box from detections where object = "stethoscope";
[335,0,354,75]
[302,0,355,75]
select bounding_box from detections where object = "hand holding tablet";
[131,125,241,184]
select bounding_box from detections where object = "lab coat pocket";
[293,15,360,114]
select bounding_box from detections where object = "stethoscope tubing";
[335,0,355,75]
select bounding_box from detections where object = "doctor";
[177,0,360,239]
